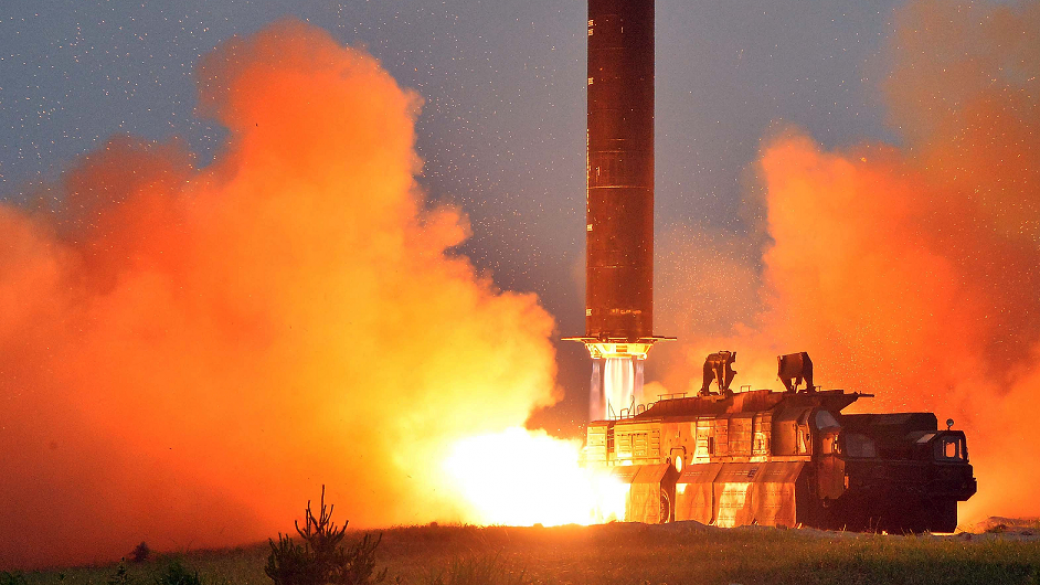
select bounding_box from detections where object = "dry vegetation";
[9,522,1040,585]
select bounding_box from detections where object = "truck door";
[814,409,845,501]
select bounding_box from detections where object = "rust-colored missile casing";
[572,0,671,360]
[586,0,655,343]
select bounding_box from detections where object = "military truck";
[582,351,977,532]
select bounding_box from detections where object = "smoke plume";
[0,20,559,568]
[657,0,1040,523]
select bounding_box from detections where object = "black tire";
[925,499,958,533]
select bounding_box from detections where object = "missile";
[567,0,672,361]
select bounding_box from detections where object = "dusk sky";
[0,1,908,431]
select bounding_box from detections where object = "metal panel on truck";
[675,462,723,524]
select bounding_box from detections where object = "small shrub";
[0,572,28,585]
[156,561,203,585]
[265,486,387,585]
[108,561,134,585]
[130,542,152,564]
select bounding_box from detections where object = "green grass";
[8,523,1040,585]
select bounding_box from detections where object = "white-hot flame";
[444,427,627,525]
[591,357,645,420]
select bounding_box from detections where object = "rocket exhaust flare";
[568,0,673,361]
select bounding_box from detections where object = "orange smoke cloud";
[0,20,560,569]
[657,0,1040,524]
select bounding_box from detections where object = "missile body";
[574,0,669,360]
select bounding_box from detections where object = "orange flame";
[656,0,1040,525]
[0,19,563,568]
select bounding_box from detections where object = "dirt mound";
[970,517,1040,535]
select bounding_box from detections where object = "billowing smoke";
[0,20,560,568]
[657,0,1040,522]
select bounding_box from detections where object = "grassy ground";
[8,522,1040,585]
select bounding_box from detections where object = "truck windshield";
[934,435,966,461]
[815,410,840,430]
[844,433,878,458]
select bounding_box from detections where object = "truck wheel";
[659,489,672,524]
[926,499,958,533]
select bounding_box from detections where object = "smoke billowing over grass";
[0,20,559,569]
[656,0,1040,523]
